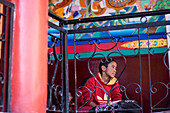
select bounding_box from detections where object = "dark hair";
[69,90,73,95]
[81,78,89,86]
[99,58,116,75]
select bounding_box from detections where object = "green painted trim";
[51,47,167,60]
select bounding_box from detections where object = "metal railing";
[0,0,14,112]
[47,9,170,113]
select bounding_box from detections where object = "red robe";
[83,72,122,105]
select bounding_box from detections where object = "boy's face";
[69,92,73,102]
[104,61,117,78]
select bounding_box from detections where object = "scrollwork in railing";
[74,37,121,60]
[88,39,101,45]
[47,32,63,112]
[48,33,61,48]
[53,85,63,111]
[87,52,127,104]
[0,72,4,84]
[115,36,140,58]
[76,84,126,112]
[74,39,98,61]
[163,47,170,71]
[88,55,110,90]
[48,33,63,65]
[148,33,168,56]
[48,34,63,85]
[47,84,62,112]
[77,83,142,112]
[93,38,120,51]
[48,52,53,65]
[151,82,170,109]
[124,83,142,100]
[149,48,166,56]
[76,86,93,111]
[74,53,82,60]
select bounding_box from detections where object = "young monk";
[83,58,122,108]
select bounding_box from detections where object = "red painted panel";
[50,39,167,54]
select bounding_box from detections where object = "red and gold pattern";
[121,39,167,49]
[92,1,107,15]
[105,0,137,10]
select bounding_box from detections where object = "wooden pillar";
[10,0,48,112]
